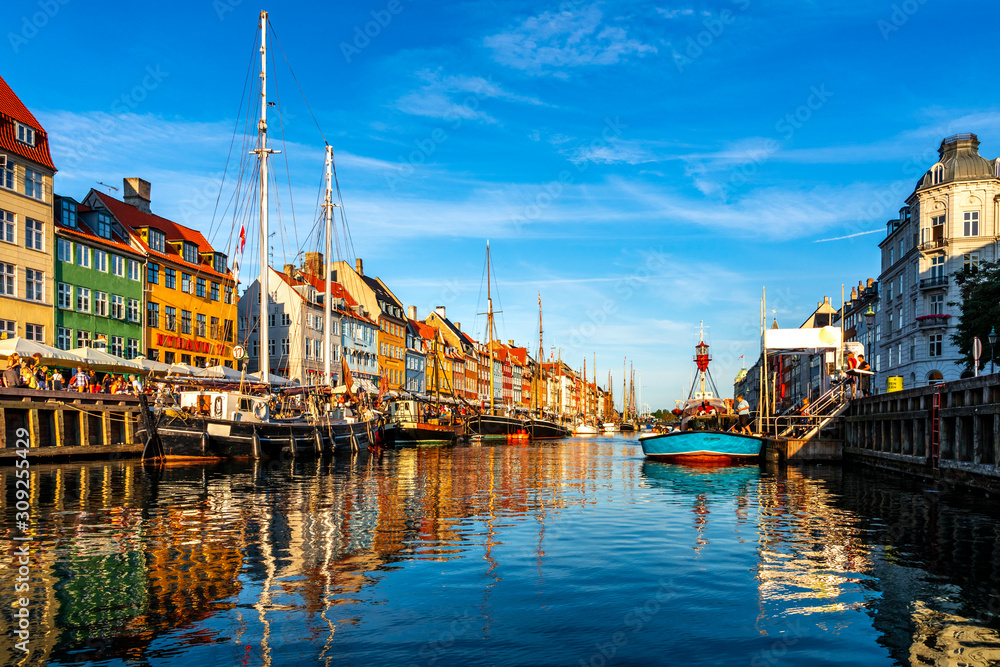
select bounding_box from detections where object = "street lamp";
[990,326,998,375]
[863,305,876,327]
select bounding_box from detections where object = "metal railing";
[919,275,948,289]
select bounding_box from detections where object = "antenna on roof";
[97,182,118,195]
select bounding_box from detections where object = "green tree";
[950,259,1000,373]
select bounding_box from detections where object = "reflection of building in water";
[908,601,1000,665]
[753,467,874,624]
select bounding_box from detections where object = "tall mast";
[257,10,271,382]
[323,144,334,386]
[582,357,587,420]
[622,357,626,419]
[487,241,495,415]
[536,293,542,414]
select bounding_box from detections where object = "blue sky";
[4,0,999,409]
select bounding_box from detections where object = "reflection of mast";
[481,447,499,637]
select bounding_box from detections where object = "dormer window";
[16,123,35,147]
[148,228,165,253]
[182,242,198,264]
[212,252,227,274]
[95,212,112,239]
[931,164,944,184]
[58,199,77,229]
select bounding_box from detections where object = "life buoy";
[213,395,224,418]
[252,401,269,422]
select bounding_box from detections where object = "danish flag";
[231,224,247,282]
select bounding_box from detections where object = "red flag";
[231,223,247,282]
[341,356,354,400]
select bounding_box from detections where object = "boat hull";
[386,422,463,446]
[639,430,764,462]
[527,419,569,439]
[465,414,526,440]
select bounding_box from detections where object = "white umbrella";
[247,371,293,386]
[65,347,142,372]
[134,355,172,373]
[169,363,199,376]
[0,337,76,364]
[196,364,243,381]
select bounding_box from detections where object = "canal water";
[4,435,1000,666]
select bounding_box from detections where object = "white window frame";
[128,259,141,281]
[76,286,91,312]
[24,323,43,342]
[94,249,107,273]
[57,327,71,350]
[24,168,44,201]
[24,268,43,302]
[94,291,108,317]
[128,298,140,323]
[111,254,124,277]
[16,123,35,147]
[963,211,980,237]
[57,238,72,263]
[57,282,72,309]
[76,243,91,268]
[0,209,13,244]
[25,218,43,251]
[0,261,14,296]
[111,294,125,320]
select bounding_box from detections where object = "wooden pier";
[0,388,145,463]
[843,374,1000,493]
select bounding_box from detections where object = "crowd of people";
[2,353,144,395]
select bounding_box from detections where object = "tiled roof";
[0,76,55,171]
[91,190,232,281]
[411,320,439,342]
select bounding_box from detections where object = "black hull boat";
[153,411,308,460]
[385,422,463,446]
[465,414,526,439]
[527,418,569,439]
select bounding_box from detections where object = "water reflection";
[2,441,1000,665]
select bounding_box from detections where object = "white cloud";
[485,4,656,77]
[655,7,695,19]
[394,69,547,123]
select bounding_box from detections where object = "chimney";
[304,252,323,277]
[355,258,363,275]
[850,286,858,300]
[508,339,514,346]
[454,322,461,331]
[283,263,295,278]
[867,278,874,288]
[408,305,417,320]
[123,178,151,213]
[435,306,446,319]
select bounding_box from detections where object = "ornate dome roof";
[916,133,997,189]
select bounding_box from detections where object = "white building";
[875,133,1000,390]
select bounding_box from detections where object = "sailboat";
[572,357,599,435]
[146,11,378,459]
[639,328,764,463]
[526,294,568,439]
[464,242,527,440]
[602,370,618,432]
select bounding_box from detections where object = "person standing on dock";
[72,367,90,393]
[51,369,64,391]
[735,395,752,435]
[3,357,24,388]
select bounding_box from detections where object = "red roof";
[273,268,359,309]
[411,320,439,342]
[0,76,55,170]
[91,190,231,280]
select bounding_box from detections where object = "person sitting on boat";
[735,395,752,435]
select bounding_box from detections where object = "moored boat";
[384,398,463,445]
[640,331,763,464]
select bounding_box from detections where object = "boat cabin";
[178,390,270,422]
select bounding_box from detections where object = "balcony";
[916,314,951,329]
[919,238,948,252]
[919,275,948,290]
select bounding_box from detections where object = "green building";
[53,195,145,356]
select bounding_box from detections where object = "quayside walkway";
[844,374,1000,492]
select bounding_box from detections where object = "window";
[163,351,175,364]
[225,284,233,304]
[931,254,945,278]
[183,242,198,264]
[1,209,13,243]
[76,243,91,268]
[57,282,72,308]
[932,164,944,184]
[281,338,290,355]
[213,253,226,274]
[111,254,124,276]
[963,211,979,237]
[929,333,943,357]
[57,327,71,350]
[59,199,77,228]
[25,219,43,250]
[164,306,176,331]
[224,319,233,342]
[94,213,112,239]
[94,291,107,317]
[181,310,192,335]
[196,313,206,336]
[0,159,13,190]
[25,268,43,301]
[147,302,159,328]
[76,286,91,312]
[0,319,14,339]
[211,282,219,301]
[210,316,219,339]
[148,262,159,284]
[181,273,191,293]
[929,294,944,315]
[24,323,42,342]
[932,215,945,227]
[268,339,275,357]
[0,262,13,296]
[110,336,124,357]
[128,260,141,281]
[196,277,206,297]
[76,330,91,347]
[57,238,72,262]
[165,267,176,289]
[127,298,140,323]
[281,313,291,326]
[888,311,893,332]
[887,280,893,301]
[94,250,107,273]
[111,294,124,319]
[127,338,139,359]
[24,168,43,200]
[251,339,259,358]
[16,123,35,146]
[148,228,165,253]
[889,247,894,265]
[963,253,980,273]
[898,307,903,331]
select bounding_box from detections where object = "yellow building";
[0,76,56,343]
[84,179,237,366]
